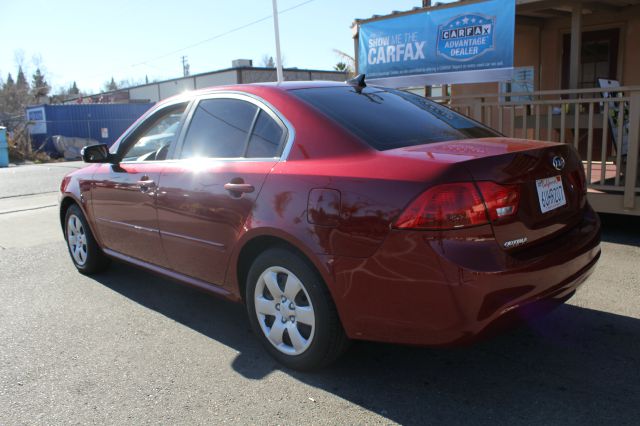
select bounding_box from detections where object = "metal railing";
[431,86,640,214]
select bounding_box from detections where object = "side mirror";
[81,144,115,163]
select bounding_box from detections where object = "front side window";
[290,86,500,151]
[121,103,187,162]
[180,98,285,159]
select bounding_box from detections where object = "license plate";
[536,176,566,213]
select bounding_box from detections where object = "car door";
[90,101,189,266]
[155,94,289,286]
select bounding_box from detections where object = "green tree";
[334,62,348,72]
[261,55,275,68]
[104,77,118,92]
[16,66,29,91]
[1,70,31,115]
[332,49,355,77]
[1,74,16,110]
[31,68,50,98]
[5,73,15,88]
[68,81,80,95]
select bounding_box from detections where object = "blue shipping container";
[25,103,154,155]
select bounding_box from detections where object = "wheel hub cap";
[67,214,88,266]
[254,266,315,356]
[279,297,295,321]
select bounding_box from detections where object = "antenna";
[346,74,366,92]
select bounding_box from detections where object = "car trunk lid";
[393,138,587,250]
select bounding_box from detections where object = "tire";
[245,247,349,370]
[64,204,110,275]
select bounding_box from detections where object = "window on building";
[581,40,612,88]
[402,85,450,99]
[562,28,619,89]
[500,67,534,102]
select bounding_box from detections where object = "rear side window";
[290,86,500,151]
[246,110,284,158]
[180,98,285,159]
[181,98,257,158]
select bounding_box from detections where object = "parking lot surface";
[1,162,639,425]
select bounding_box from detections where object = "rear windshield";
[290,86,500,151]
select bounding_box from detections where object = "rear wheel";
[64,204,110,274]
[245,247,349,370]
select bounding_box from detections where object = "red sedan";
[59,79,601,370]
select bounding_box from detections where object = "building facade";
[67,62,348,104]
[451,0,640,97]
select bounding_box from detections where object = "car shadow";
[92,260,640,425]
[599,213,640,247]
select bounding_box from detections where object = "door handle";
[138,178,156,193]
[224,183,255,194]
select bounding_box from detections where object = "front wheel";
[245,247,349,370]
[64,204,110,275]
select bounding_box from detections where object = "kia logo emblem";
[552,156,565,171]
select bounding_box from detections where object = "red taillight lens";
[394,182,488,230]
[394,181,520,230]
[476,181,520,221]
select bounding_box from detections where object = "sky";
[0,0,455,94]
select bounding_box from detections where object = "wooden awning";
[515,0,639,90]
[516,0,639,18]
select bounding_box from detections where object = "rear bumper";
[330,205,601,345]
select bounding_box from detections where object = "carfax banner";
[357,0,515,85]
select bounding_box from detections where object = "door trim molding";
[96,217,158,234]
[97,217,226,249]
[159,230,225,249]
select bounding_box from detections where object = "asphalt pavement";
[0,162,639,425]
[0,161,84,199]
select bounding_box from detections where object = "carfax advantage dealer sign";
[357,0,515,86]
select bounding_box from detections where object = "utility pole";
[272,0,284,83]
[422,1,431,97]
[181,56,190,77]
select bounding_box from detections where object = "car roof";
[154,80,351,109]
[202,80,346,94]
[187,80,346,97]
[254,80,348,90]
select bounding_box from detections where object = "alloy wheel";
[67,214,88,266]
[254,266,316,355]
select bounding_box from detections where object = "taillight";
[476,181,520,221]
[394,181,519,230]
[394,182,487,230]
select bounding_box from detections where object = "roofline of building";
[67,66,347,102]
[352,0,490,27]
[352,0,590,28]
[26,102,154,109]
